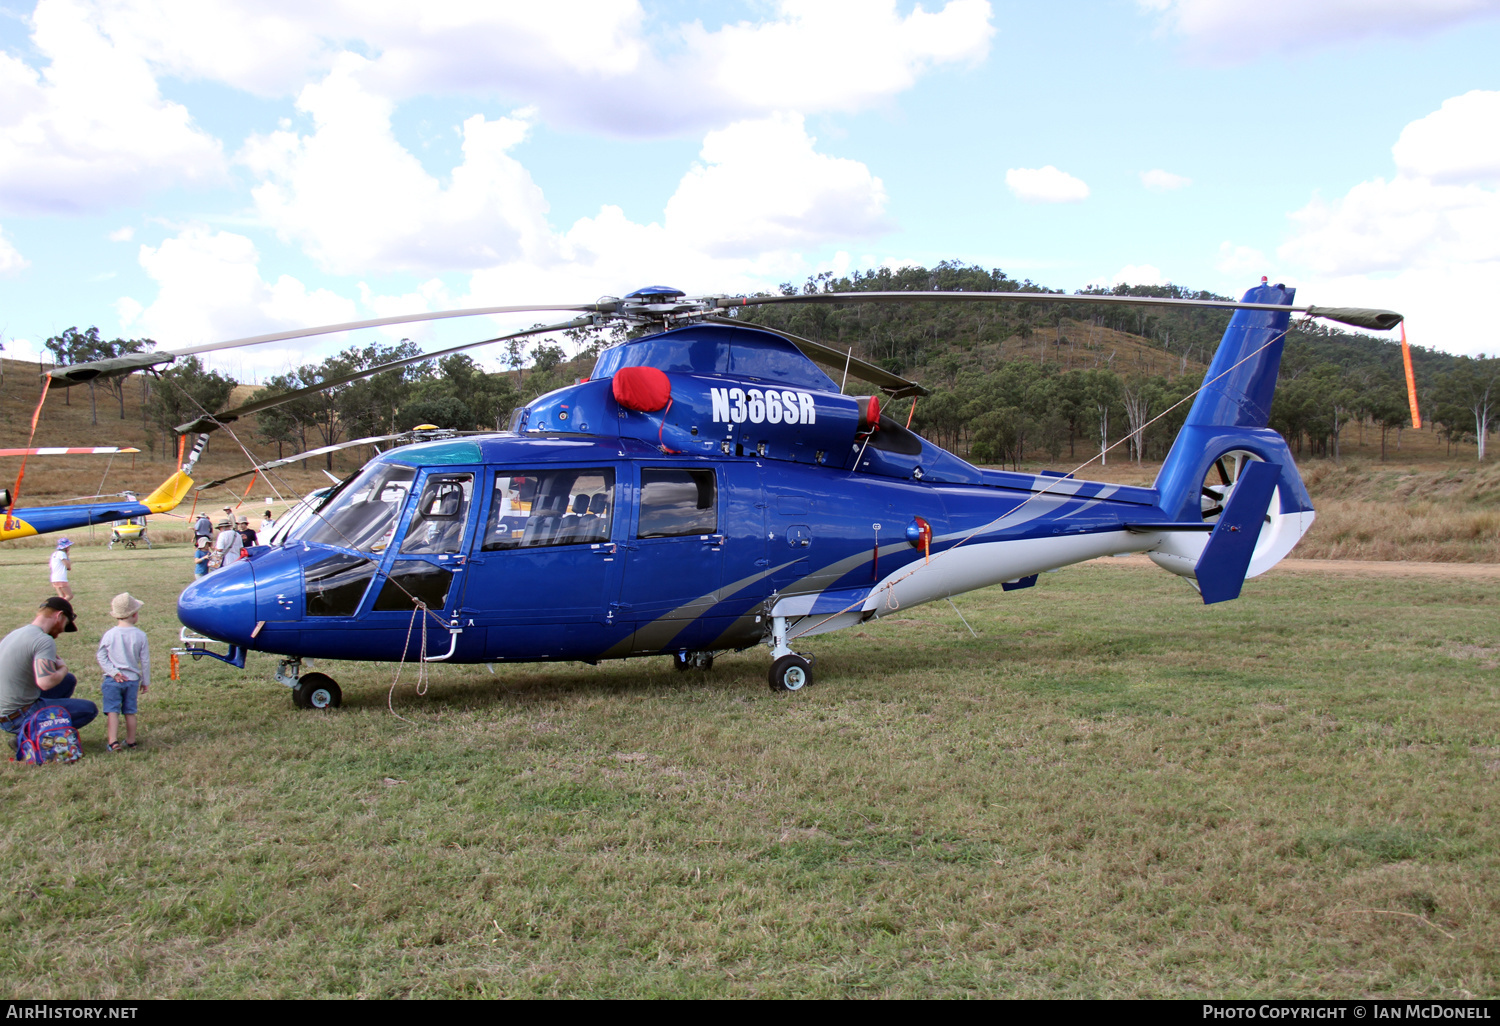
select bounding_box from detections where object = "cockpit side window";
[299,463,416,553]
[482,468,614,550]
[637,469,716,538]
[400,474,474,555]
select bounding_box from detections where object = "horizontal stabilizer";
[1125,522,1214,533]
[1194,461,1280,605]
[1001,575,1037,591]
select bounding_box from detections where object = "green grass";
[1,544,1497,998]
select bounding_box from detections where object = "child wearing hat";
[49,538,73,601]
[96,593,149,751]
[193,536,210,576]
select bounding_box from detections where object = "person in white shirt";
[49,538,73,601]
[214,520,242,569]
[96,593,149,751]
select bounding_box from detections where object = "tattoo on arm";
[35,657,61,676]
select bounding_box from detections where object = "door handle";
[704,534,725,546]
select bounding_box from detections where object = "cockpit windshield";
[298,462,416,553]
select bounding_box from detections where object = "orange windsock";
[1400,323,1421,429]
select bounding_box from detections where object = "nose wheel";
[292,671,342,710]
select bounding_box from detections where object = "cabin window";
[482,468,614,550]
[299,462,416,553]
[400,473,474,555]
[373,560,455,611]
[637,469,716,539]
[303,553,376,617]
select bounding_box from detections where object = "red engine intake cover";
[612,366,672,412]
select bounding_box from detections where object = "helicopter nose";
[178,558,257,646]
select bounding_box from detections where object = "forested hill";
[735,260,1461,390]
[732,262,1488,467]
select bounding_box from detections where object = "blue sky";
[1,0,1497,380]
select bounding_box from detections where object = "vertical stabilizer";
[1147,282,1316,592]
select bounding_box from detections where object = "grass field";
[0,543,1496,998]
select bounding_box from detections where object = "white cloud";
[108,226,135,242]
[238,65,890,285]
[0,225,28,276]
[82,0,992,135]
[665,113,890,257]
[1141,168,1192,191]
[240,55,555,276]
[1088,263,1166,288]
[121,225,357,349]
[1005,166,1090,204]
[0,0,225,215]
[1391,89,1500,183]
[1216,241,1268,279]
[1275,90,1500,355]
[1140,0,1500,61]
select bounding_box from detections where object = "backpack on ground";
[12,705,83,766]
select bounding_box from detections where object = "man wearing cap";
[0,597,97,742]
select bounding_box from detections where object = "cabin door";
[458,465,629,661]
[361,467,481,658]
[616,464,729,654]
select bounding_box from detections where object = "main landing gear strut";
[767,615,813,692]
[277,659,342,711]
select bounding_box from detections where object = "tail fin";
[142,470,194,514]
[1149,282,1316,592]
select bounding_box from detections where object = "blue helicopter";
[50,282,1403,709]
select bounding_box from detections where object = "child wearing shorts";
[96,593,150,751]
[49,538,73,601]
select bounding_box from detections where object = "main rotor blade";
[0,446,140,457]
[195,432,416,490]
[175,316,594,434]
[704,316,929,398]
[714,291,1404,331]
[48,303,609,386]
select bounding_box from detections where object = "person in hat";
[214,519,243,570]
[96,593,149,751]
[0,597,95,742]
[236,515,258,548]
[193,511,213,544]
[193,536,211,577]
[49,537,73,601]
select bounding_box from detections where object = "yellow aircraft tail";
[142,471,194,514]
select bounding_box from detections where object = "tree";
[397,396,474,431]
[1081,369,1122,465]
[1434,356,1500,462]
[145,357,236,456]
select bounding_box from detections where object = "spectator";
[0,598,95,744]
[49,538,73,601]
[96,593,149,752]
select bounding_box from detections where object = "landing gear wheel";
[768,654,812,692]
[293,672,342,711]
[673,651,693,672]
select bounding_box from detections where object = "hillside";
[0,357,342,513]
